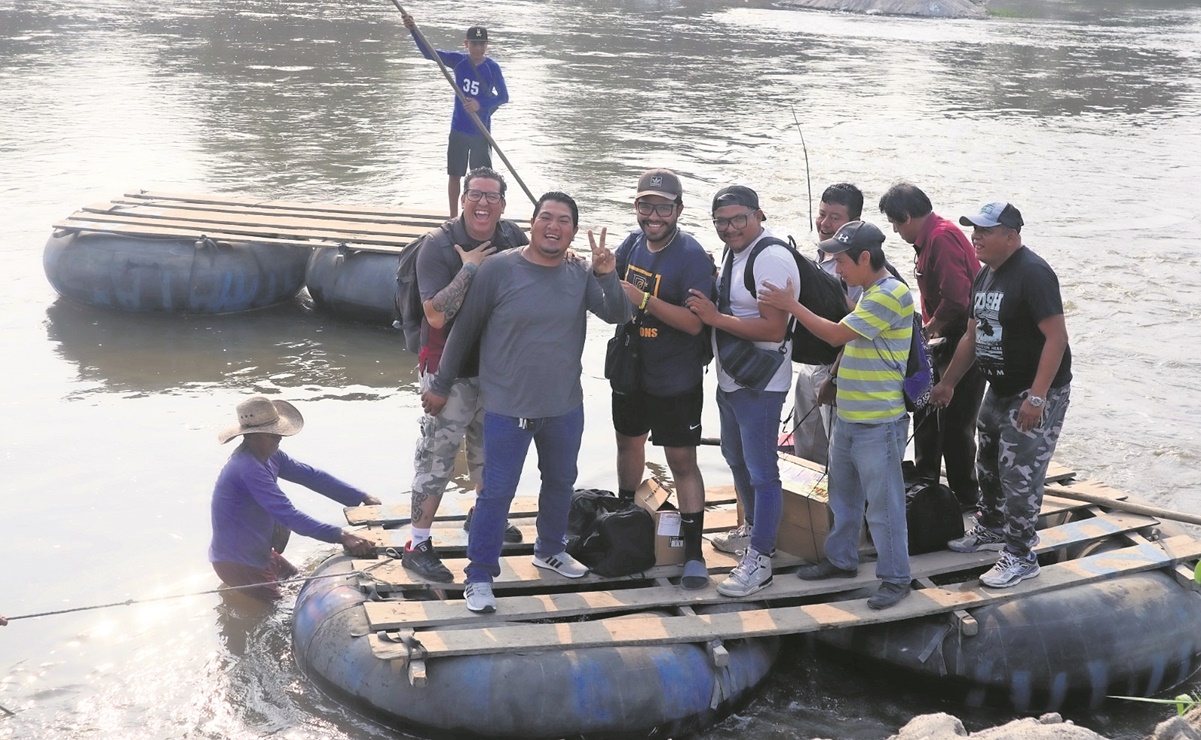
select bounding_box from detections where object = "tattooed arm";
[422,241,496,329]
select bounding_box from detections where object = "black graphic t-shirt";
[971,246,1072,397]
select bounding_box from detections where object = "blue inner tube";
[43,231,308,314]
[293,556,780,738]
[305,247,400,325]
[810,569,1201,711]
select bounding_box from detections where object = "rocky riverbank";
[886,708,1201,740]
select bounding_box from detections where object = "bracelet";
[639,292,651,311]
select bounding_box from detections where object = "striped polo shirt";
[836,276,913,424]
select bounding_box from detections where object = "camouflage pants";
[412,374,484,499]
[975,384,1070,556]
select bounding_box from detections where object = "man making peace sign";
[423,192,633,614]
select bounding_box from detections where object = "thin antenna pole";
[790,105,813,232]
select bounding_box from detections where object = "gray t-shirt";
[431,248,633,418]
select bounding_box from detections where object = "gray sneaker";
[716,548,773,597]
[980,551,1040,588]
[711,523,752,554]
[948,523,1005,553]
[464,582,496,613]
[533,551,589,579]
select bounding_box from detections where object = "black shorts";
[447,130,492,177]
[612,385,704,448]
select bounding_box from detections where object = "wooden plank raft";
[362,509,1161,630]
[51,189,528,254]
[353,506,1158,594]
[368,534,1201,663]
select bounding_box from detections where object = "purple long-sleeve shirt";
[208,445,369,569]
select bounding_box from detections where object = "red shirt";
[914,213,980,336]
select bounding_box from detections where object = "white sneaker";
[464,582,496,613]
[716,548,773,597]
[711,523,752,554]
[533,551,590,579]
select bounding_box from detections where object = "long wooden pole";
[389,1,537,207]
[1048,486,1201,528]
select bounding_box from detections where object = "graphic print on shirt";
[626,264,662,296]
[974,287,1005,376]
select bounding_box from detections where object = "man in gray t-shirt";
[423,191,633,614]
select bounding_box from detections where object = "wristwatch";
[1027,395,1045,408]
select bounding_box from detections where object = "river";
[2,0,1200,737]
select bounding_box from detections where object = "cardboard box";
[776,453,833,563]
[634,477,686,566]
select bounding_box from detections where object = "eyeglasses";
[712,211,754,230]
[635,202,677,217]
[464,189,503,204]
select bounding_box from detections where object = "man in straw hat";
[209,396,381,601]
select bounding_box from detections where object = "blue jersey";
[411,33,509,135]
[615,230,716,396]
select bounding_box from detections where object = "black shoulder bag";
[714,244,789,391]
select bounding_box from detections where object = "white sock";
[410,527,431,546]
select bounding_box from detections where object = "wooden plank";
[124,189,448,220]
[345,485,740,527]
[1046,461,1075,483]
[51,218,382,251]
[58,211,426,249]
[103,198,452,228]
[80,202,440,239]
[358,507,743,552]
[368,535,1201,660]
[360,510,1159,621]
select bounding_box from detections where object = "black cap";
[466,25,488,41]
[818,220,886,254]
[712,185,760,213]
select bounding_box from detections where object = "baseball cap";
[959,201,1024,231]
[711,185,760,213]
[818,220,886,254]
[635,169,683,201]
[465,25,488,41]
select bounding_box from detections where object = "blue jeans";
[464,405,584,584]
[717,387,786,555]
[825,415,911,585]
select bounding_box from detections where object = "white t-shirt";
[714,229,802,393]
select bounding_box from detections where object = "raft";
[43,230,308,314]
[292,465,1201,736]
[808,483,1201,712]
[46,190,447,318]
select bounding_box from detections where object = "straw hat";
[218,396,304,444]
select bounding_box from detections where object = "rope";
[2,562,390,623]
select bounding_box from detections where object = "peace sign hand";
[588,228,615,275]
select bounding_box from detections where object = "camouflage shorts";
[976,384,1070,554]
[412,374,484,498]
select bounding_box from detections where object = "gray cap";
[818,220,886,254]
[635,168,683,201]
[959,201,1024,232]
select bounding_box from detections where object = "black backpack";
[906,482,965,555]
[566,489,655,577]
[392,220,527,354]
[740,236,850,365]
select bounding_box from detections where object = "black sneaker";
[463,506,523,543]
[867,581,911,610]
[796,560,858,580]
[401,538,453,583]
